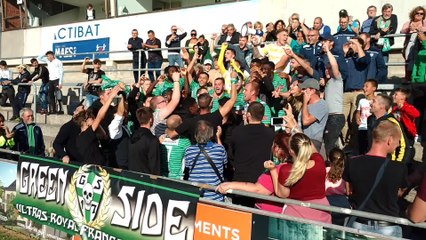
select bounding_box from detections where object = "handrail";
[200,198,401,240]
[1,147,425,231]
[1,31,417,61]
[155,175,426,229]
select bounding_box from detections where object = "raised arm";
[286,48,314,76]
[91,86,120,131]
[81,58,89,73]
[324,42,341,78]
[219,71,237,117]
[217,42,228,74]
[159,72,181,120]
[264,161,290,198]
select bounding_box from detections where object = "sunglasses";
[416,12,424,16]
[172,29,177,31]
[191,33,197,36]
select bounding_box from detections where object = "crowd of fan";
[1,3,426,238]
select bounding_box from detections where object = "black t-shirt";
[85,68,105,95]
[342,155,407,217]
[145,38,163,61]
[231,124,275,183]
[76,127,105,166]
[176,111,223,143]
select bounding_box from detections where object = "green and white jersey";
[160,137,191,179]
[244,98,272,125]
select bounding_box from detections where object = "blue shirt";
[366,48,387,83]
[300,41,323,69]
[343,54,371,91]
[361,18,374,33]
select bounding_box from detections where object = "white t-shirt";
[357,98,372,130]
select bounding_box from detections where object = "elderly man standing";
[13,108,45,156]
[184,120,227,201]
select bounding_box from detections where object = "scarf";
[27,123,36,154]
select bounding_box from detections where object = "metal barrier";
[1,147,425,240]
[12,82,84,123]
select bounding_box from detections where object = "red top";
[278,153,326,201]
[392,102,420,138]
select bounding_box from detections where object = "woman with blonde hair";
[265,133,331,223]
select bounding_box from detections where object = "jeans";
[13,89,30,117]
[167,54,183,67]
[147,60,163,82]
[48,80,59,112]
[38,82,49,110]
[0,87,15,107]
[324,114,345,155]
[85,94,99,108]
[352,221,402,238]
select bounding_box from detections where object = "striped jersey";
[184,142,227,201]
[160,136,191,179]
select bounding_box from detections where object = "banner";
[194,203,252,240]
[15,154,200,240]
[52,37,110,61]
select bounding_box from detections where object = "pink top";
[400,19,426,33]
[325,167,346,196]
[256,164,285,213]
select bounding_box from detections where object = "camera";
[271,117,285,126]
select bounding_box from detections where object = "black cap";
[339,9,348,17]
[320,33,334,41]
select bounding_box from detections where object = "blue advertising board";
[52,37,110,61]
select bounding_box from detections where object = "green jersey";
[272,73,288,93]
[160,137,191,179]
[210,91,230,113]
[152,77,185,96]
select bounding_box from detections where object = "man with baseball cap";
[298,78,329,151]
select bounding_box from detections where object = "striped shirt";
[160,136,191,179]
[184,142,227,201]
[151,110,167,138]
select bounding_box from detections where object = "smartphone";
[271,117,285,125]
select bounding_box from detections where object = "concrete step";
[0,106,72,126]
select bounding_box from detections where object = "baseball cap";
[321,33,334,41]
[299,78,320,90]
[16,64,27,70]
[203,59,213,65]
[339,9,348,17]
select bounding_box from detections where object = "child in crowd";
[254,21,264,37]
[356,79,377,154]
[325,148,350,225]
[392,88,420,163]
